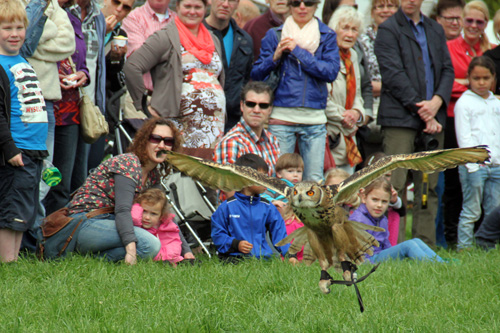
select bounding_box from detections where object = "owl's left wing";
[163,151,289,195]
[332,146,490,204]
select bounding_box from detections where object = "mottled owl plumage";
[163,146,490,293]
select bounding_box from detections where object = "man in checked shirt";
[213,81,280,177]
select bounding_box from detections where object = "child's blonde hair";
[134,188,169,217]
[324,168,350,185]
[275,153,304,173]
[363,177,392,197]
[324,168,360,207]
[0,0,28,28]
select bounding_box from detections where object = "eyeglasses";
[148,134,175,147]
[439,15,462,24]
[374,3,397,10]
[464,17,486,29]
[244,101,271,109]
[289,0,318,8]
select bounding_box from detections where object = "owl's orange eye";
[294,189,298,195]
[307,191,314,196]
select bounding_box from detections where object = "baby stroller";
[106,88,216,257]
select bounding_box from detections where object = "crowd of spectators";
[2,0,500,263]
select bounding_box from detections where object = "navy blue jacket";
[374,9,454,130]
[251,19,340,110]
[211,192,290,258]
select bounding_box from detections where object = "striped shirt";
[122,2,176,91]
[213,119,280,176]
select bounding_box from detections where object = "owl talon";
[319,279,331,294]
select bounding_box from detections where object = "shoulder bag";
[68,57,109,144]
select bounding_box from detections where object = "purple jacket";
[349,204,392,258]
[65,10,90,82]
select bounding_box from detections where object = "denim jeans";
[268,124,326,182]
[43,125,79,215]
[371,238,443,263]
[457,165,500,249]
[75,214,161,261]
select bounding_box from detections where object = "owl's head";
[289,182,325,208]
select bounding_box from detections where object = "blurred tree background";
[482,0,500,18]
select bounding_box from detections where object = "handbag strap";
[67,56,87,97]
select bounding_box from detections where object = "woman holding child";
[65,118,194,264]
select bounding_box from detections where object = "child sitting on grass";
[364,152,406,246]
[211,154,293,263]
[262,153,304,261]
[0,0,48,263]
[324,168,360,210]
[350,178,445,263]
[131,188,183,265]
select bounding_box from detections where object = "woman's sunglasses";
[149,134,175,147]
[289,0,318,8]
[464,17,486,29]
[244,101,271,109]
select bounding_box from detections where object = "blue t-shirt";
[0,54,47,151]
[222,24,234,67]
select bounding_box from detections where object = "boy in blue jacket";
[211,154,293,263]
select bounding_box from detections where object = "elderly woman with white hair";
[326,6,365,174]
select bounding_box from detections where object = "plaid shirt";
[213,119,280,176]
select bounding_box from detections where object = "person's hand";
[390,186,398,204]
[238,240,253,254]
[148,106,160,118]
[59,71,88,90]
[371,81,382,98]
[105,15,118,34]
[8,153,23,167]
[124,243,137,265]
[183,252,195,260]
[272,200,287,209]
[455,78,469,86]
[423,118,443,135]
[109,43,127,62]
[273,37,296,62]
[416,95,442,122]
[341,109,361,129]
[288,257,299,265]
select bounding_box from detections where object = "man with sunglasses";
[213,81,280,176]
[374,0,455,248]
[204,0,254,133]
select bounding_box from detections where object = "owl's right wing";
[163,151,289,196]
[331,146,490,205]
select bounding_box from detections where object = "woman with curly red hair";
[63,118,194,264]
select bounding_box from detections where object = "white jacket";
[27,0,75,101]
[325,48,365,167]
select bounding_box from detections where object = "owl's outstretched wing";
[332,146,490,205]
[163,151,289,195]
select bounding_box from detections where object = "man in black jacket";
[374,0,454,248]
[204,0,254,132]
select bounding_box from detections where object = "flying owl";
[163,146,489,293]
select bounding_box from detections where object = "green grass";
[1,248,499,332]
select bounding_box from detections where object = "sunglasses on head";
[149,134,175,147]
[244,101,271,109]
[464,17,486,29]
[289,0,318,8]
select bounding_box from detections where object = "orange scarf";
[175,16,215,65]
[340,49,362,167]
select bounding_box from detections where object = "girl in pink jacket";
[132,188,184,264]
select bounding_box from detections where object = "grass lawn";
[1,245,499,332]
